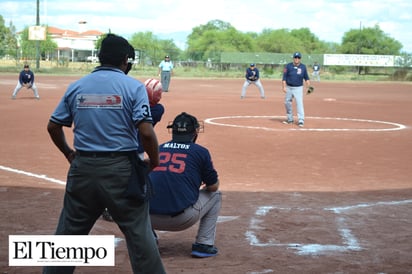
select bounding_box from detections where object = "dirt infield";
[1,74,412,273]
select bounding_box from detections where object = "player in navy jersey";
[11,64,40,99]
[282,52,311,127]
[149,112,222,258]
[241,63,265,99]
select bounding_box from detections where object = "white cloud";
[1,0,411,52]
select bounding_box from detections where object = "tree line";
[0,16,406,65]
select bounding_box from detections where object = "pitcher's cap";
[293,52,302,58]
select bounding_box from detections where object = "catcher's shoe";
[191,243,218,258]
[298,122,304,127]
[282,120,294,124]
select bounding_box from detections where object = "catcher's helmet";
[167,112,200,143]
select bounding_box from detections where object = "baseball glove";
[307,86,314,95]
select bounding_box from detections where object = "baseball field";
[1,74,412,273]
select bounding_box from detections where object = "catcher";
[11,64,40,100]
[150,112,221,258]
[240,63,265,99]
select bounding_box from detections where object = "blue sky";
[1,0,411,52]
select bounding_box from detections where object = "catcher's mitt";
[307,86,314,95]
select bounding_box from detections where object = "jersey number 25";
[154,152,187,173]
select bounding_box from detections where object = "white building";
[47,26,103,62]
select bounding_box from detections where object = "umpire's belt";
[76,150,136,158]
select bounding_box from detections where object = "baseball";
[144,78,163,106]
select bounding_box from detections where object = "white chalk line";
[246,199,412,256]
[0,165,239,225]
[205,116,407,132]
[0,165,66,185]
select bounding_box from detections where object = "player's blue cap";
[293,52,302,58]
[250,63,255,67]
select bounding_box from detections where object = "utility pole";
[36,0,40,69]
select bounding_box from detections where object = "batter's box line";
[245,199,412,256]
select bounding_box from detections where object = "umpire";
[45,34,166,274]
[158,55,173,92]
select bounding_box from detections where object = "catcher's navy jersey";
[282,62,310,86]
[149,141,218,215]
[50,67,152,151]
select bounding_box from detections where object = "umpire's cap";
[98,34,135,66]
[168,112,200,143]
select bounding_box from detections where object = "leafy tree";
[129,31,161,62]
[340,24,402,55]
[158,39,181,61]
[17,26,57,60]
[255,28,301,53]
[290,28,330,53]
[0,15,18,58]
[186,20,256,61]
[254,28,331,54]
[129,31,180,65]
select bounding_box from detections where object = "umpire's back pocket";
[123,154,153,201]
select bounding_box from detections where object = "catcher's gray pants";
[160,71,171,91]
[12,82,40,98]
[151,189,222,246]
[43,155,166,274]
[241,79,265,98]
[285,85,305,123]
